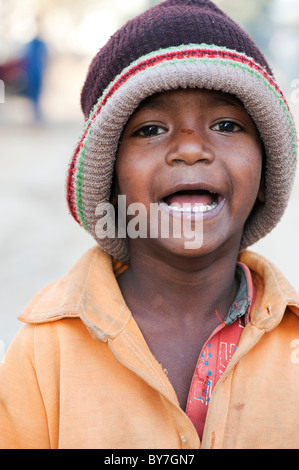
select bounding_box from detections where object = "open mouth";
[161,189,221,214]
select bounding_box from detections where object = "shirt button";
[181,435,187,444]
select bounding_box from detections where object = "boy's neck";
[117,246,241,410]
[117,247,240,330]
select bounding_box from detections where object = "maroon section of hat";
[80,0,272,119]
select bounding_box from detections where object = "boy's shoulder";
[239,250,299,329]
[18,247,98,325]
[18,246,130,342]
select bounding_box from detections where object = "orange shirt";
[1,248,299,449]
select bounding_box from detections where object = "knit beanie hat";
[66,0,297,264]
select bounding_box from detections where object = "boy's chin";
[145,230,243,261]
[131,236,220,262]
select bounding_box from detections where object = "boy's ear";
[110,172,120,206]
[257,147,266,204]
[257,176,266,204]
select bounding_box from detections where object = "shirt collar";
[18,247,299,341]
[224,262,255,326]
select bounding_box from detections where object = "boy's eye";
[211,121,243,133]
[133,125,166,137]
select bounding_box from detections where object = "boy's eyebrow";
[137,92,242,113]
[210,94,241,108]
[137,94,169,112]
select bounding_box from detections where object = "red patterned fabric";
[186,262,255,438]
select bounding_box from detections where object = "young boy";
[1,0,299,449]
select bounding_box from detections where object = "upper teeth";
[169,201,218,213]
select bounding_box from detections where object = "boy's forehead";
[137,88,244,112]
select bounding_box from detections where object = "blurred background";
[1,0,299,356]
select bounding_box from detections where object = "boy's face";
[115,88,264,259]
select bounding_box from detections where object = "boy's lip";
[158,182,225,218]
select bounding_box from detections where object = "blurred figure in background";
[0,34,47,121]
[21,35,48,121]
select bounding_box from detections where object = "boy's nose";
[165,131,215,166]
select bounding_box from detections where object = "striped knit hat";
[66,0,297,263]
